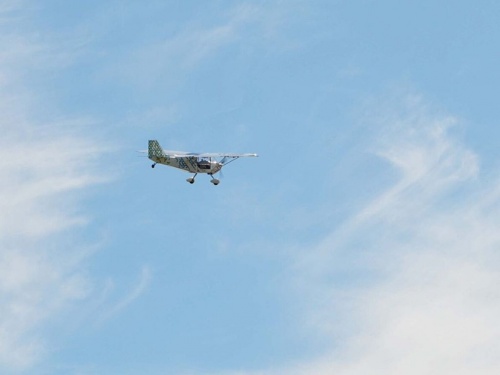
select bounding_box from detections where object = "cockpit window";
[197,160,211,170]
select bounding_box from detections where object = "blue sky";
[1,1,500,374]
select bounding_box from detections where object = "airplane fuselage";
[149,154,222,174]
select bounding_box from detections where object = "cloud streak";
[0,4,109,372]
[102,2,299,93]
[97,266,152,324]
[221,94,500,375]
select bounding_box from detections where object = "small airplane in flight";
[146,140,258,185]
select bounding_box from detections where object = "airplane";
[146,140,258,185]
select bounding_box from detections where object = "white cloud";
[97,265,152,324]
[103,2,301,93]
[221,94,500,375]
[0,5,109,372]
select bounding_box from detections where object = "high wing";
[165,153,258,168]
[148,140,257,165]
[171,152,258,158]
[147,140,257,158]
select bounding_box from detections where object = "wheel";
[151,164,155,168]
[211,178,220,185]
[186,178,195,184]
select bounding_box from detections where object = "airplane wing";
[146,140,258,159]
[186,153,258,158]
[162,152,258,158]
[160,150,194,157]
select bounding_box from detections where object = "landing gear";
[186,173,197,184]
[209,174,220,186]
[151,163,156,168]
[185,173,220,185]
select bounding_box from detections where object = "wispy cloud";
[0,5,109,372]
[221,93,500,375]
[102,2,300,92]
[97,265,152,324]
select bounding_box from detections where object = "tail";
[148,140,164,158]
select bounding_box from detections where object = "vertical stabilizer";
[148,140,164,158]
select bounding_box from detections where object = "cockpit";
[197,159,211,170]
